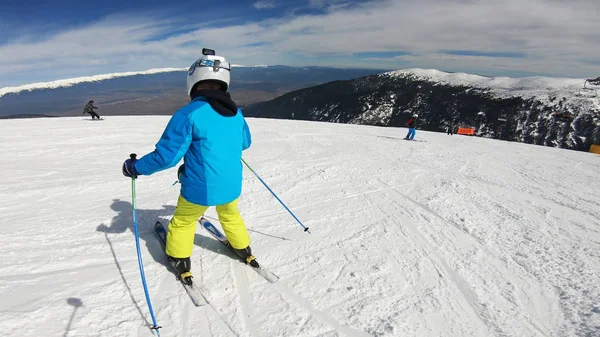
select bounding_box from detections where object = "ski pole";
[241,158,310,233]
[129,154,162,334]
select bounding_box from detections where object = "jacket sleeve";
[242,117,252,151]
[134,110,193,175]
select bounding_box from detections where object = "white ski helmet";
[413,113,419,118]
[186,48,231,96]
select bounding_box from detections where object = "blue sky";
[0,0,599,87]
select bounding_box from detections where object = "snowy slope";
[0,116,599,337]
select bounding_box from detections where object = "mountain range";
[2,66,599,151]
[243,69,600,151]
[0,66,386,118]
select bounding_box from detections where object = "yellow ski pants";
[165,195,250,258]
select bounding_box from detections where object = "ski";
[199,217,280,283]
[154,221,208,307]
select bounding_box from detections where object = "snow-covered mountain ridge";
[0,68,187,98]
[0,66,385,117]
[245,68,600,151]
[388,69,587,93]
[0,65,273,98]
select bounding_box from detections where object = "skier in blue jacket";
[122,49,254,284]
[404,113,418,140]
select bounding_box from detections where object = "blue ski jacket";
[134,90,251,206]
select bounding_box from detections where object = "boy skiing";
[121,48,254,285]
[83,100,101,120]
[404,113,418,140]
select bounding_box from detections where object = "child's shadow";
[97,199,176,267]
[95,199,176,327]
[97,199,239,267]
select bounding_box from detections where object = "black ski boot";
[232,246,260,268]
[168,256,193,285]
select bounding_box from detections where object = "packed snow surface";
[0,116,598,337]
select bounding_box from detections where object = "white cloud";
[0,0,599,87]
[253,1,276,9]
[308,0,351,11]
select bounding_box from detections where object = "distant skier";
[404,113,418,140]
[121,48,254,285]
[83,100,101,120]
[447,121,454,135]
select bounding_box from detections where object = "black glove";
[122,154,140,179]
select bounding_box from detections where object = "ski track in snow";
[0,116,599,337]
[232,260,259,337]
[273,282,371,337]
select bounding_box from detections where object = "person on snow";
[405,113,418,140]
[447,121,454,135]
[83,100,101,120]
[121,48,254,285]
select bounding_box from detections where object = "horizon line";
[0,66,587,98]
